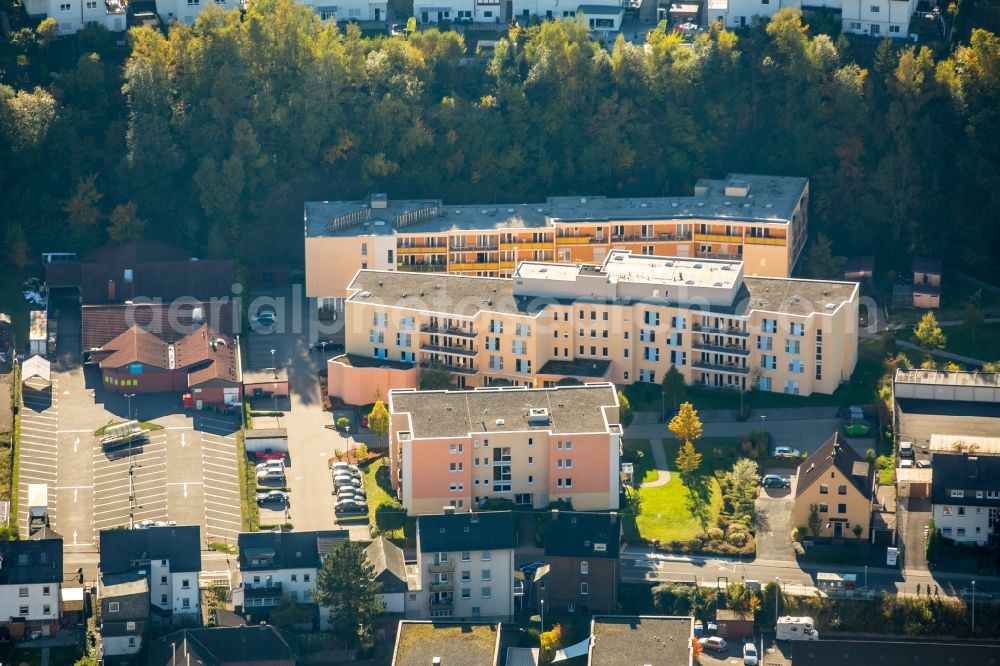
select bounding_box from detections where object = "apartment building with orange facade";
[327,249,859,404]
[305,174,809,310]
[387,384,623,515]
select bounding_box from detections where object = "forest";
[0,3,998,278]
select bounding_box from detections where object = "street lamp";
[971,580,976,634]
[540,599,545,634]
[774,577,780,622]
[270,349,277,379]
[124,393,135,420]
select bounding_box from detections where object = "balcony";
[420,325,477,338]
[397,246,447,254]
[693,361,750,375]
[449,244,499,252]
[429,582,454,593]
[420,361,478,375]
[694,232,743,243]
[610,235,655,243]
[429,601,454,610]
[555,235,592,245]
[499,261,515,270]
[692,342,750,356]
[398,263,448,273]
[745,235,786,246]
[691,324,749,338]
[420,343,477,357]
[500,241,551,250]
[696,252,743,261]
[657,232,693,242]
[428,562,454,573]
[450,262,499,271]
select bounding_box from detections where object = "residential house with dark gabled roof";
[0,537,63,640]
[148,625,298,666]
[537,511,621,614]
[365,536,409,614]
[98,525,202,627]
[93,323,242,405]
[99,573,149,662]
[235,530,349,630]
[793,434,875,541]
[415,509,516,621]
[931,453,1000,547]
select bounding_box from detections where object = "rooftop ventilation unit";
[825,303,836,310]
[495,418,505,426]
[693,264,703,269]
[713,282,723,287]
[527,408,550,424]
[685,280,695,285]
[721,265,731,271]
[360,291,371,298]
[671,202,679,207]
[697,202,705,207]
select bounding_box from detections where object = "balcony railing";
[691,324,749,338]
[420,343,477,357]
[692,342,750,356]
[429,582,454,593]
[429,601,454,610]
[450,262,499,271]
[397,246,448,254]
[693,361,750,375]
[555,235,592,245]
[694,232,743,243]
[744,235,786,246]
[449,244,499,252]
[696,252,742,261]
[420,325,477,338]
[428,562,454,573]
[420,361,478,375]
[500,241,551,250]
[397,263,447,272]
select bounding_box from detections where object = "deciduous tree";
[107,202,147,243]
[618,390,634,428]
[674,441,702,481]
[367,398,389,449]
[914,311,946,351]
[668,402,702,445]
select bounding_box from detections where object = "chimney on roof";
[470,513,479,524]
[107,279,116,302]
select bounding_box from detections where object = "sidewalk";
[640,439,671,488]
[895,339,985,367]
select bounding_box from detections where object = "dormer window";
[951,489,964,498]
[594,543,607,552]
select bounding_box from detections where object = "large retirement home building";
[388,384,623,515]
[306,174,810,308]
[328,249,859,404]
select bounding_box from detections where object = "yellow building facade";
[305,175,809,308]
[328,250,859,402]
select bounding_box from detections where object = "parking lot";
[18,364,243,550]
[18,383,60,536]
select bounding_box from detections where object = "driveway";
[898,496,930,572]
[245,285,347,534]
[628,416,843,458]
[755,482,795,562]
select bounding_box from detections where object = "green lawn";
[621,439,658,483]
[624,438,736,544]
[623,356,883,414]
[362,457,416,541]
[905,321,1000,363]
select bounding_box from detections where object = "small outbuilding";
[715,609,754,639]
[21,355,52,392]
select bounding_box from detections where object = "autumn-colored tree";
[107,202,147,243]
[914,311,946,351]
[539,624,563,665]
[35,18,58,50]
[367,398,389,449]
[674,441,702,482]
[63,174,103,247]
[668,402,703,445]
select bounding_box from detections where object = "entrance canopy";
[21,355,51,391]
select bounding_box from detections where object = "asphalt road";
[621,548,1000,599]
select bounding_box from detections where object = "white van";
[776,616,819,641]
[257,467,286,482]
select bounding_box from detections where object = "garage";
[245,428,288,456]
